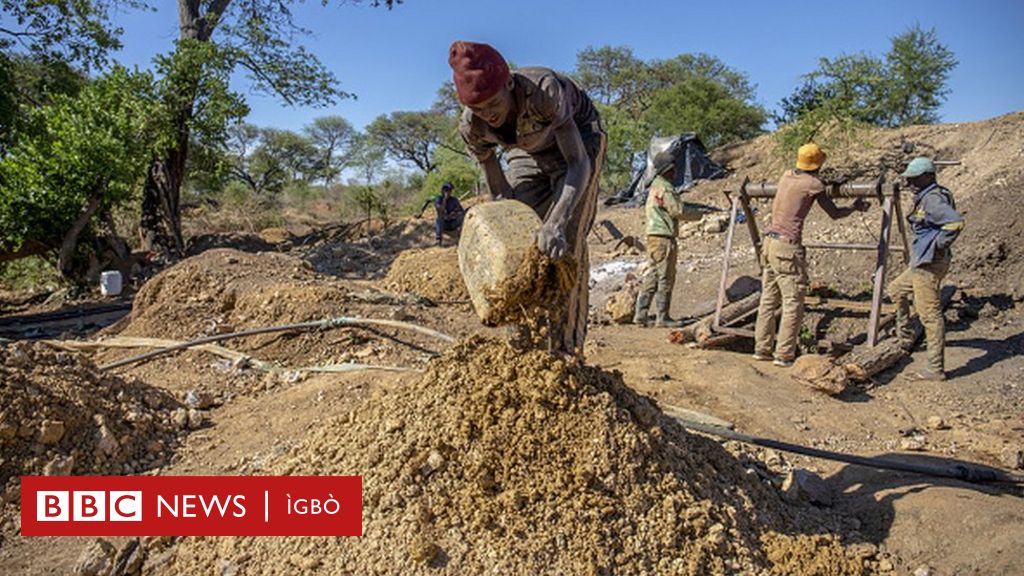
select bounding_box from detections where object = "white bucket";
[99,270,123,296]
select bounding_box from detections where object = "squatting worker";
[633,143,703,328]
[449,40,606,356]
[418,181,465,246]
[753,143,868,367]
[887,157,964,381]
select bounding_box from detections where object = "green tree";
[571,46,764,190]
[882,24,957,126]
[0,0,139,70]
[0,65,159,275]
[139,0,398,256]
[305,115,355,185]
[774,25,957,145]
[347,133,386,188]
[366,111,457,174]
[646,77,766,149]
[0,53,87,154]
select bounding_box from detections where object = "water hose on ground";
[96,316,454,372]
[673,417,1024,485]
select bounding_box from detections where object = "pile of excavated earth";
[0,343,184,543]
[382,246,469,303]
[166,338,861,576]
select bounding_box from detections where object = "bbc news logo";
[21,476,361,536]
[36,491,142,522]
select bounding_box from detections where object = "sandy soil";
[1,113,1022,575]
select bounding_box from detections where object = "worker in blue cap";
[418,181,465,246]
[887,157,964,381]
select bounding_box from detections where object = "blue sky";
[109,0,1024,133]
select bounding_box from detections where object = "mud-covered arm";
[535,121,591,259]
[479,155,512,201]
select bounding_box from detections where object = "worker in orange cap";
[753,143,869,367]
[448,40,606,357]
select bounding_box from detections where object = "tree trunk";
[668,291,761,346]
[139,0,225,257]
[58,194,103,277]
[0,240,51,264]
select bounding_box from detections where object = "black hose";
[675,418,1024,485]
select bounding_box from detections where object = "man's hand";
[536,221,568,259]
[852,198,870,212]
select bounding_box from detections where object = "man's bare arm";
[536,122,591,258]
[817,194,868,219]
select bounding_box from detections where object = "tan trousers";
[887,254,951,372]
[639,235,678,305]
[754,237,809,362]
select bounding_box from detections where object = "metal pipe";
[732,180,896,198]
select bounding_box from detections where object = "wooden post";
[738,178,762,272]
[713,195,741,331]
[867,194,894,346]
[892,184,910,268]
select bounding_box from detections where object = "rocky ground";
[1,113,1022,575]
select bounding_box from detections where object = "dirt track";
[1,113,1023,575]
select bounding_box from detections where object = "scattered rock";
[605,273,640,324]
[900,436,927,451]
[38,420,66,445]
[782,469,833,507]
[43,454,75,476]
[790,355,849,396]
[925,416,948,430]
[846,542,878,560]
[184,390,217,410]
[74,538,115,576]
[913,564,933,576]
[95,426,119,456]
[112,538,144,576]
[170,408,189,430]
[978,302,1000,318]
[702,214,730,234]
[999,446,1024,470]
[186,409,205,430]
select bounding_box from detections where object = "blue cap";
[900,157,935,178]
[441,181,454,191]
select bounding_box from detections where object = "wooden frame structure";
[712,177,910,347]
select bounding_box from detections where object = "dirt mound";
[125,249,345,342]
[0,342,183,538]
[168,338,860,575]
[381,246,469,302]
[106,249,457,383]
[302,219,437,279]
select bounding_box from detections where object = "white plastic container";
[99,270,123,296]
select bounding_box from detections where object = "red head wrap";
[448,41,510,106]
